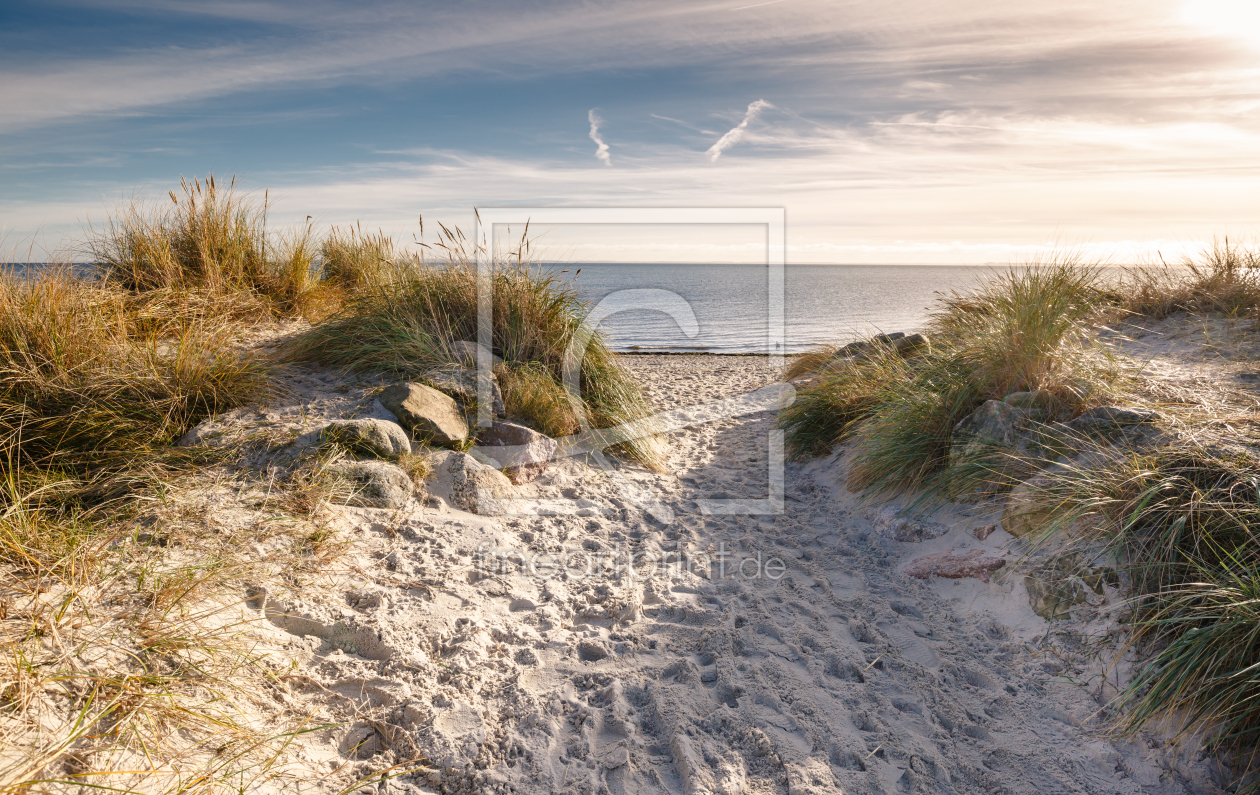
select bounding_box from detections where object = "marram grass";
[1023,439,1260,790]
[287,229,664,470]
[780,260,1117,494]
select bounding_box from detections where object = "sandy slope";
[210,348,1233,795]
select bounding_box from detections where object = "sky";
[2,0,1260,263]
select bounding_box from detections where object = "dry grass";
[780,260,1119,493]
[0,482,327,794]
[1020,437,1260,789]
[1111,239,1260,320]
[783,345,837,382]
[287,227,664,469]
[88,175,322,321]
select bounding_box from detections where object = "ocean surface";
[5,262,1012,355]
[567,263,1003,354]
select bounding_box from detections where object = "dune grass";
[287,229,664,469]
[89,175,323,321]
[0,247,295,786]
[1019,438,1260,788]
[0,267,274,502]
[1111,238,1260,319]
[780,261,1118,493]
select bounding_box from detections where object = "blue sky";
[3,0,1260,262]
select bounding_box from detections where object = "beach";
[177,346,1229,794]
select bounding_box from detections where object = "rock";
[475,421,558,484]
[327,460,414,509]
[424,450,514,515]
[1025,574,1101,620]
[319,418,412,459]
[863,507,949,542]
[949,399,1046,472]
[836,340,874,359]
[1004,390,1059,411]
[903,549,1006,583]
[1000,481,1049,538]
[972,524,997,541]
[423,366,505,418]
[450,340,503,369]
[892,332,930,357]
[379,382,469,447]
[1061,406,1164,441]
[829,332,928,364]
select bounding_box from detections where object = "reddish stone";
[903,549,1006,583]
[971,524,997,541]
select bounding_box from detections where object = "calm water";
[568,264,1005,354]
[6,262,1012,355]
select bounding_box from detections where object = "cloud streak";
[706,99,772,162]
[588,109,611,166]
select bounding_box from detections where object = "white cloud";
[588,109,611,166]
[706,99,772,162]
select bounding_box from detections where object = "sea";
[4,262,1010,355]
[567,263,1003,354]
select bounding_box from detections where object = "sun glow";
[1182,0,1260,47]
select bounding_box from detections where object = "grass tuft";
[287,229,664,469]
[780,260,1117,494]
[1112,238,1260,319]
[1020,438,1260,787]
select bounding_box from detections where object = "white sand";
[201,344,1231,795]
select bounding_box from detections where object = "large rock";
[949,399,1045,471]
[829,331,930,364]
[892,333,930,357]
[1059,406,1164,442]
[1000,481,1050,538]
[327,460,414,509]
[903,550,1006,583]
[475,421,557,484]
[423,366,505,418]
[319,418,412,459]
[379,383,469,447]
[424,450,514,515]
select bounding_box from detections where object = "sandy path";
[240,354,1215,794]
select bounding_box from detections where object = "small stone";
[449,340,503,368]
[1025,574,1092,620]
[319,418,412,459]
[903,549,1006,583]
[872,332,906,345]
[475,421,558,484]
[326,460,414,509]
[863,507,949,542]
[972,524,997,541]
[379,382,469,447]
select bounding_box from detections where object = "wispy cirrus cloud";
[706,99,772,162]
[588,109,611,166]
